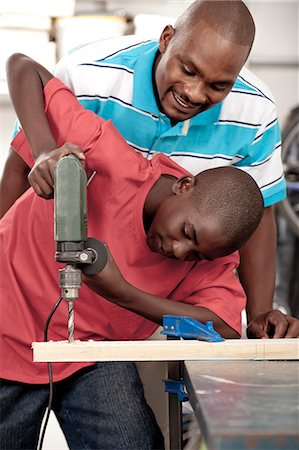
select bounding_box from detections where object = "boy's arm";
[84,245,299,338]
[83,247,244,340]
[5,53,85,199]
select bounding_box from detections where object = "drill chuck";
[59,264,82,300]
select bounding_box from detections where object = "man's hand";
[28,143,85,198]
[247,310,299,338]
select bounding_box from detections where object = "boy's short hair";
[192,167,264,252]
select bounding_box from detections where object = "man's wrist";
[246,308,272,323]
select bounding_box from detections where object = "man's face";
[146,190,230,262]
[154,22,250,122]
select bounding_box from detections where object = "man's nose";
[185,80,207,104]
[185,80,207,105]
[172,240,194,260]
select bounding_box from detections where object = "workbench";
[33,338,299,450]
[184,360,299,450]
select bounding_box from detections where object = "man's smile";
[171,89,207,114]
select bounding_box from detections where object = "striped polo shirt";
[55,35,285,207]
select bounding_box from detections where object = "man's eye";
[181,65,195,76]
[211,84,228,92]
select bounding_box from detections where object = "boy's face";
[154,22,249,123]
[146,189,230,262]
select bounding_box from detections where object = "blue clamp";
[161,315,224,342]
[164,379,188,402]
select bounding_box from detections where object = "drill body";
[54,154,107,341]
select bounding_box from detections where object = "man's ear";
[159,25,175,53]
[172,175,195,194]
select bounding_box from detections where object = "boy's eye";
[182,225,191,239]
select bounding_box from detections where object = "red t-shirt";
[0,79,245,383]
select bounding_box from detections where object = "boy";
[0,54,263,449]
[2,1,297,339]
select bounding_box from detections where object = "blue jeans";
[0,362,164,450]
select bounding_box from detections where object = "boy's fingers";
[30,164,53,185]
[28,144,86,199]
[62,143,86,160]
[29,167,54,198]
[30,177,54,198]
[32,173,53,197]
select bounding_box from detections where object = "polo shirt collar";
[190,102,222,126]
[133,40,222,125]
[133,41,161,115]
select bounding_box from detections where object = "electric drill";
[54,154,108,342]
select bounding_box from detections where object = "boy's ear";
[159,25,175,53]
[172,175,195,194]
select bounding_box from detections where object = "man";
[1,53,263,449]
[0,2,297,334]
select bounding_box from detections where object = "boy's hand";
[28,143,85,198]
[247,310,299,338]
[82,244,128,301]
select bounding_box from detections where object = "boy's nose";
[172,240,194,260]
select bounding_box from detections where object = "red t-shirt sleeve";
[11,78,106,167]
[169,252,245,335]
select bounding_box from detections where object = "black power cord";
[37,295,63,450]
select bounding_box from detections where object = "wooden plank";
[32,338,299,362]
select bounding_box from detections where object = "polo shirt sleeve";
[236,103,286,207]
[169,252,246,335]
[11,78,106,167]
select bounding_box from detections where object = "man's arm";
[4,54,85,201]
[238,206,276,321]
[239,205,299,338]
[6,54,56,158]
[0,148,30,218]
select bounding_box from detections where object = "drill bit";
[59,265,82,342]
[68,301,75,342]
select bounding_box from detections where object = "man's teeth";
[173,91,189,108]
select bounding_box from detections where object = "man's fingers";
[285,317,299,338]
[246,322,269,339]
[266,311,288,338]
[247,310,299,339]
[272,322,289,338]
